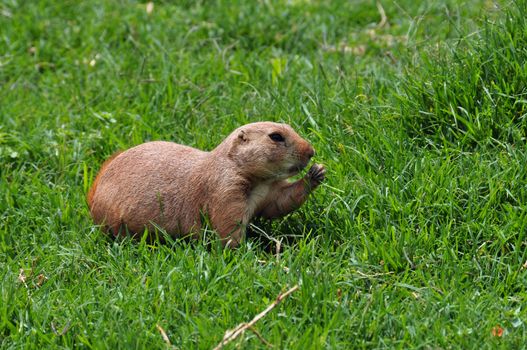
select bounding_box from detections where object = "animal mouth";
[288,162,308,175]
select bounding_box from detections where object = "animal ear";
[238,130,248,142]
[228,130,247,158]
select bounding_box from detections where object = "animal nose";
[306,145,315,159]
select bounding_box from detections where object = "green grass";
[1,0,527,348]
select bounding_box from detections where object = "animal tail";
[87,151,123,209]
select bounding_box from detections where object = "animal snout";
[305,145,315,159]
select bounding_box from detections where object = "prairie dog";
[87,122,325,248]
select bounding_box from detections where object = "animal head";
[226,122,315,180]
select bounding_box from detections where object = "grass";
[1,0,527,348]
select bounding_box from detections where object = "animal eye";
[269,133,285,142]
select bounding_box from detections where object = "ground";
[1,0,526,348]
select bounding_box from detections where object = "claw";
[307,164,326,187]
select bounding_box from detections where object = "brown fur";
[87,151,122,209]
[87,122,325,247]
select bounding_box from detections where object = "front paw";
[306,164,326,188]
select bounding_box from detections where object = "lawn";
[1,0,527,348]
